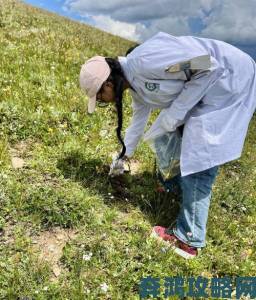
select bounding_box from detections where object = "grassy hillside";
[0,0,255,299]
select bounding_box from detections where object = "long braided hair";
[104,58,126,160]
[104,45,140,160]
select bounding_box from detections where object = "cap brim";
[88,95,96,114]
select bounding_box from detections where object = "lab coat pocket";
[202,101,251,149]
[183,114,210,158]
[181,102,251,174]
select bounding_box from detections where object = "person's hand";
[109,155,130,177]
[109,157,125,177]
[160,113,179,132]
[144,112,179,142]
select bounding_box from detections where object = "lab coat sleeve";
[124,97,151,157]
[161,56,225,122]
[127,32,210,81]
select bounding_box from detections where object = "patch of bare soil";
[31,227,77,281]
[0,221,15,245]
[8,140,33,169]
[124,159,141,175]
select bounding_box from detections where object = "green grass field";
[0,0,255,299]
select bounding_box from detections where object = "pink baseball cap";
[79,56,111,113]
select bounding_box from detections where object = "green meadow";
[0,0,255,299]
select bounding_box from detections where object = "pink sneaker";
[151,226,200,259]
[151,226,178,244]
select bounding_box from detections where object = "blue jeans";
[165,166,219,248]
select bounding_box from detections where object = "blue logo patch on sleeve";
[145,82,160,92]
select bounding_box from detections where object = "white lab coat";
[118,32,256,176]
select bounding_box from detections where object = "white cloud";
[64,0,202,22]
[200,0,256,44]
[136,15,191,41]
[91,15,142,41]
[64,0,256,44]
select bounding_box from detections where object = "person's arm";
[159,56,225,131]
[124,96,151,157]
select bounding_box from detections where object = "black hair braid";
[115,77,126,159]
[105,57,126,160]
[125,44,140,56]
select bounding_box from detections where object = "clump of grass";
[0,137,10,168]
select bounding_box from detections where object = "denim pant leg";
[172,166,219,248]
[161,174,182,194]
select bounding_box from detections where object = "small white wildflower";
[83,252,93,261]
[43,286,48,291]
[110,196,114,199]
[161,247,168,253]
[100,129,108,137]
[100,282,109,293]
[34,290,39,294]
[84,288,90,294]
[108,193,111,196]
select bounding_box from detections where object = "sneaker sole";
[173,247,197,259]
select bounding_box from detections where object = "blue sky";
[23,0,93,25]
[23,0,256,59]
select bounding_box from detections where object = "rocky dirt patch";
[31,227,77,281]
[9,140,33,169]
